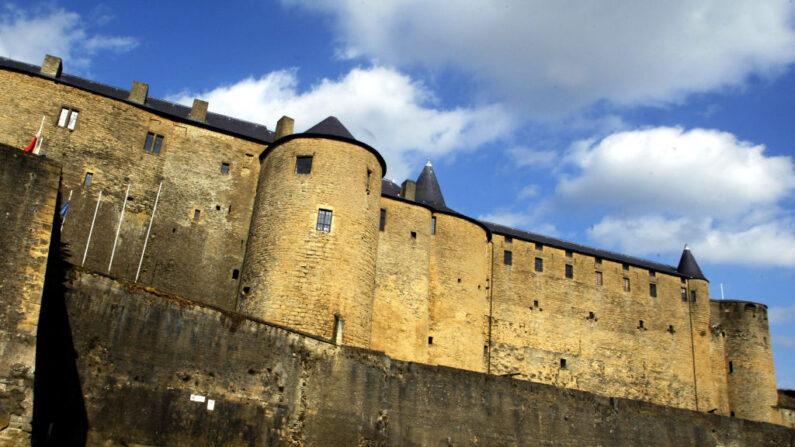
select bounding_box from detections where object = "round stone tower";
[238,116,386,348]
[718,300,778,423]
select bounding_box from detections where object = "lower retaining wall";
[33,266,794,446]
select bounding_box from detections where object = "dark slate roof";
[305,116,355,139]
[0,56,274,144]
[677,245,708,281]
[415,161,446,208]
[382,178,401,196]
[481,221,684,276]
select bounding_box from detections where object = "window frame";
[623,277,631,292]
[504,250,512,265]
[57,106,79,130]
[565,264,573,279]
[296,156,313,174]
[143,131,165,155]
[649,283,657,297]
[595,271,603,286]
[535,257,543,272]
[379,209,386,231]
[316,208,332,232]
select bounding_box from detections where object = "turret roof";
[677,245,708,281]
[415,161,446,208]
[381,178,401,196]
[305,116,355,139]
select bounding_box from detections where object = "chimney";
[128,81,149,104]
[40,55,62,78]
[189,99,208,122]
[400,180,416,201]
[274,116,294,140]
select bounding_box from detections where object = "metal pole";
[108,183,130,273]
[60,189,73,232]
[136,181,163,282]
[82,190,102,266]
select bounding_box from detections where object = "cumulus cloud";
[167,66,515,180]
[558,127,795,218]
[0,5,137,71]
[557,126,795,267]
[283,0,795,116]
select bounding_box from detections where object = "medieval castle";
[0,55,792,446]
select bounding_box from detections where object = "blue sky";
[2,1,794,388]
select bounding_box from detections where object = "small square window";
[565,264,573,279]
[67,110,79,130]
[681,288,687,302]
[57,107,78,130]
[535,257,543,272]
[505,236,512,243]
[316,209,332,232]
[221,163,230,174]
[533,300,539,307]
[565,250,573,257]
[623,277,631,292]
[638,320,645,329]
[681,277,687,284]
[431,216,436,235]
[622,263,629,271]
[504,250,512,265]
[143,132,164,155]
[595,257,602,264]
[84,172,93,186]
[143,132,154,152]
[691,291,697,302]
[379,209,386,231]
[411,231,417,238]
[649,270,656,277]
[232,269,239,279]
[560,358,567,369]
[428,336,433,345]
[153,135,163,154]
[650,283,657,297]
[193,209,201,220]
[58,107,69,127]
[535,242,543,251]
[296,156,313,174]
[595,271,603,286]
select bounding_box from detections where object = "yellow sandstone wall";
[238,137,382,348]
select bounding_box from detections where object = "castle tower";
[237,117,386,348]
[718,300,779,423]
[677,245,719,412]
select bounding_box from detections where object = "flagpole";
[60,189,73,232]
[83,190,103,266]
[33,116,45,155]
[108,183,130,273]
[136,181,163,282]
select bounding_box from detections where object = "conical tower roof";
[677,244,708,281]
[305,116,355,139]
[415,160,446,208]
[381,178,400,196]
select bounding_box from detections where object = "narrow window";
[232,269,239,279]
[67,110,79,130]
[668,325,675,334]
[143,132,154,152]
[535,242,543,251]
[535,257,543,272]
[638,320,645,329]
[428,336,433,345]
[691,291,697,302]
[565,264,573,279]
[728,361,734,373]
[533,300,539,308]
[84,172,93,186]
[295,156,313,174]
[411,231,417,238]
[505,236,512,243]
[681,288,687,302]
[333,315,344,345]
[58,107,69,127]
[560,358,567,369]
[622,263,630,271]
[221,163,230,174]
[193,209,201,220]
[649,283,657,297]
[431,216,436,235]
[623,277,630,292]
[366,169,372,191]
[379,209,386,231]
[504,250,512,265]
[649,270,656,277]
[681,277,687,284]
[595,257,602,265]
[588,311,595,320]
[153,135,163,154]
[565,250,573,258]
[316,209,332,232]
[595,271,603,286]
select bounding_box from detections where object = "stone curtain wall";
[35,267,794,446]
[0,69,263,310]
[0,145,60,445]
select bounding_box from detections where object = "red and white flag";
[23,116,46,153]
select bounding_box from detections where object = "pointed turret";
[381,178,400,196]
[677,244,707,281]
[305,116,355,139]
[415,160,446,208]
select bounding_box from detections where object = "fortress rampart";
[0,55,789,444]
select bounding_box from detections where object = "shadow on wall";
[31,191,88,446]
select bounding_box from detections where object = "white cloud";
[518,185,540,199]
[508,146,557,168]
[167,66,515,181]
[769,304,795,326]
[283,0,795,116]
[558,127,795,219]
[0,5,137,71]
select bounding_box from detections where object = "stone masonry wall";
[33,267,795,446]
[0,68,263,310]
[0,145,60,445]
[239,137,382,348]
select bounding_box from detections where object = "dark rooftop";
[304,116,355,140]
[415,161,446,208]
[677,245,708,281]
[381,178,401,196]
[0,56,274,144]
